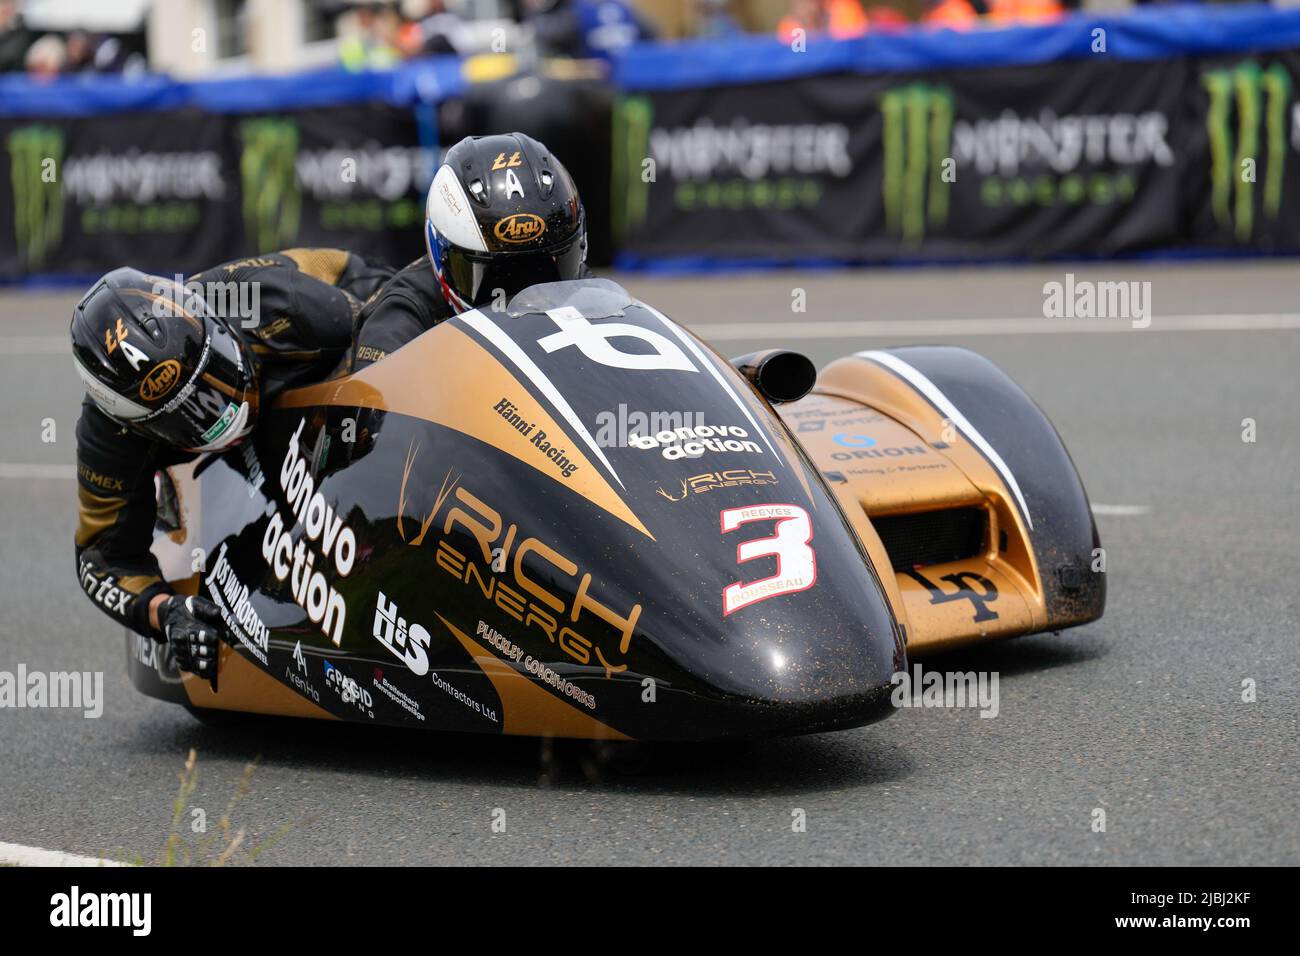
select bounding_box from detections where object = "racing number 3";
[720,504,817,616]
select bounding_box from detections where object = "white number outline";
[719,503,817,616]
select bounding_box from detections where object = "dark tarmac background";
[0,260,1295,865]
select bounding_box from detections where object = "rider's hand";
[158,595,223,690]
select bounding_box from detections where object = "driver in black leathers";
[70,249,392,683]
[351,132,590,370]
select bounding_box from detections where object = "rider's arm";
[146,593,168,631]
[335,252,395,304]
[274,247,394,311]
[347,256,447,372]
[350,291,427,372]
[73,400,172,637]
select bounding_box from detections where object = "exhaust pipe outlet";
[731,350,818,404]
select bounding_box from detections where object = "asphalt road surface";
[0,261,1296,866]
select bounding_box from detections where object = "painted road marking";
[0,840,123,867]
[688,312,1300,341]
[0,463,76,480]
[3,312,1300,355]
[1091,504,1151,516]
[0,335,68,355]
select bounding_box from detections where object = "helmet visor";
[127,317,256,451]
[443,231,586,308]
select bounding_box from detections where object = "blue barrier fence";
[609,4,1300,269]
[3,4,1300,281]
[3,7,1296,118]
[615,5,1300,91]
[0,53,466,117]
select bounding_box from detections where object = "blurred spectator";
[338,1,404,70]
[24,31,64,81]
[89,36,145,74]
[777,0,868,43]
[865,5,909,31]
[986,0,1062,23]
[522,0,657,60]
[694,0,744,38]
[49,29,141,74]
[922,0,979,28]
[397,0,468,56]
[0,0,34,72]
[63,30,96,72]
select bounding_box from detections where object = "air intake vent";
[872,508,987,571]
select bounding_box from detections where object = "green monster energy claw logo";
[612,95,653,241]
[1202,61,1291,242]
[7,125,64,268]
[880,84,954,245]
[239,117,301,251]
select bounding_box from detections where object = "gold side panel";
[181,644,336,720]
[440,615,630,740]
[813,357,1043,595]
[279,325,651,539]
[778,392,981,515]
[782,366,1049,653]
[897,558,1039,656]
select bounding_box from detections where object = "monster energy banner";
[7,48,1300,277]
[613,54,1300,262]
[613,78,872,259]
[1187,51,1300,250]
[236,104,434,263]
[1,111,234,278]
[1,103,434,280]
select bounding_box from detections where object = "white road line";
[0,463,76,480]
[1091,504,1151,516]
[687,313,1300,341]
[2,312,1298,354]
[0,335,68,355]
[0,840,123,867]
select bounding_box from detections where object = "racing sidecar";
[129,279,1103,740]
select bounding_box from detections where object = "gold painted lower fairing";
[181,645,335,719]
[779,378,1050,656]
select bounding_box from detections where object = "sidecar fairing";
[777,347,1106,656]
[131,280,905,740]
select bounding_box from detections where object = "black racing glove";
[159,595,223,690]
